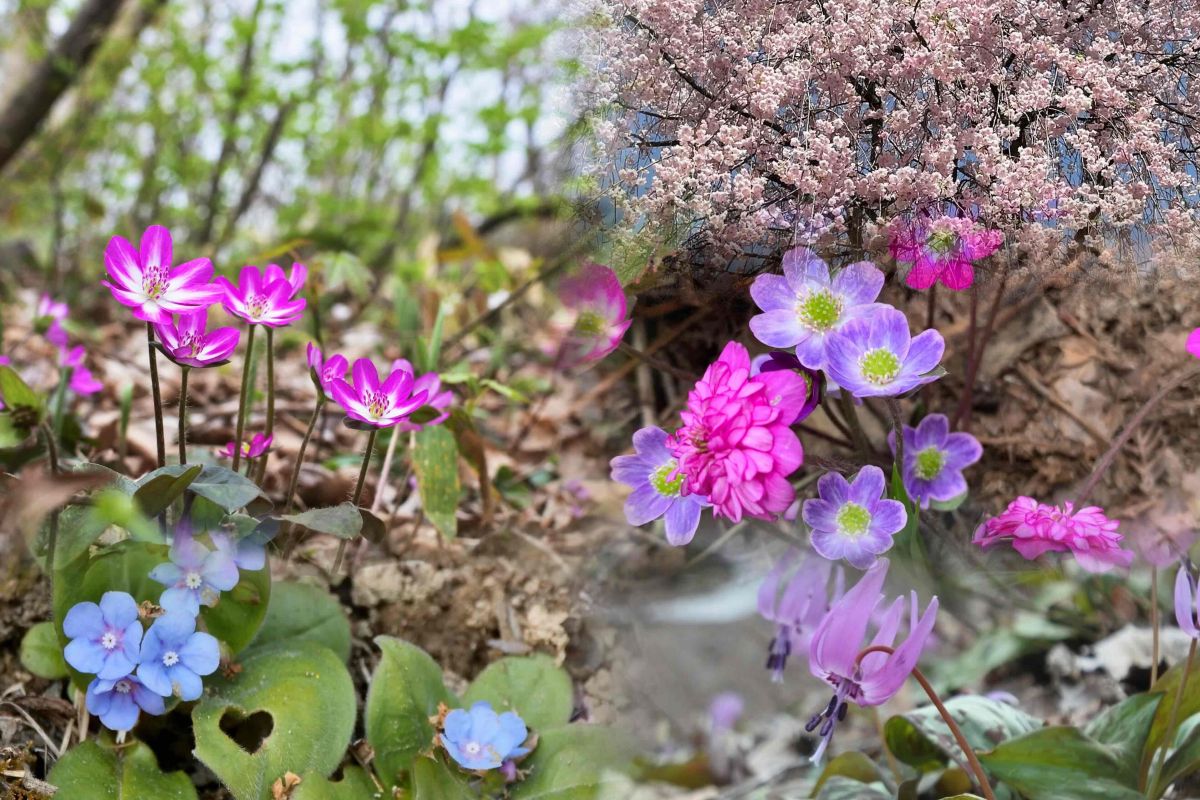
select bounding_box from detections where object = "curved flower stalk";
[610,425,709,545]
[555,262,631,366]
[757,549,843,682]
[889,215,1003,291]
[824,307,945,398]
[803,466,907,569]
[888,413,982,508]
[973,497,1133,572]
[155,309,241,463]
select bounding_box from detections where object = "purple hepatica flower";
[748,246,888,371]
[154,308,240,368]
[610,425,709,546]
[307,343,348,402]
[750,351,824,423]
[824,307,945,398]
[149,532,239,616]
[709,692,745,736]
[806,558,938,762]
[757,549,844,682]
[331,358,429,429]
[218,433,273,461]
[440,701,531,771]
[391,358,453,432]
[216,263,307,327]
[61,346,104,395]
[804,466,907,569]
[136,612,220,701]
[888,414,982,509]
[557,262,632,366]
[1177,564,1200,639]
[211,531,267,572]
[62,592,143,680]
[102,225,221,324]
[85,674,165,732]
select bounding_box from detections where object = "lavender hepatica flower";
[803,466,907,569]
[211,530,267,572]
[307,343,348,401]
[62,592,143,680]
[1176,563,1200,639]
[149,532,239,616]
[331,358,429,429]
[154,308,240,368]
[889,413,981,508]
[86,673,165,732]
[757,548,843,682]
[610,425,709,546]
[824,307,945,398]
[805,558,938,762]
[216,263,307,327]
[748,246,888,371]
[102,225,221,324]
[440,701,531,771]
[136,612,220,701]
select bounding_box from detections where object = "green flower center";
[914,446,946,480]
[836,502,872,536]
[650,460,685,497]
[860,348,900,384]
[574,310,607,336]
[927,228,958,254]
[797,288,842,332]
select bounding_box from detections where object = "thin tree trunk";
[217,99,295,248]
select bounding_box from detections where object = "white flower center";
[100,631,119,650]
[463,741,483,756]
[162,650,180,667]
[115,680,132,695]
[185,571,203,589]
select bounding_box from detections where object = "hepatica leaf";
[48,740,197,800]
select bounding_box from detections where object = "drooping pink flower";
[306,343,349,401]
[60,346,103,395]
[889,216,1003,291]
[330,359,429,429]
[102,225,221,323]
[667,341,808,522]
[391,358,452,432]
[219,433,273,460]
[154,309,240,368]
[1187,328,1200,359]
[556,262,631,365]
[973,497,1134,573]
[216,263,307,327]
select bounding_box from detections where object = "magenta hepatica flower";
[973,497,1134,573]
[102,225,220,324]
[307,343,348,401]
[36,294,69,348]
[440,701,531,771]
[803,466,907,569]
[136,612,220,701]
[889,215,1003,291]
[748,246,888,371]
[61,346,103,395]
[806,558,938,762]
[149,532,240,615]
[154,309,240,368]
[668,341,809,522]
[557,262,631,365]
[1188,328,1200,359]
[86,673,165,732]
[610,425,710,546]
[216,263,307,327]
[758,549,843,682]
[824,307,945,398]
[750,351,823,423]
[62,592,143,680]
[888,414,982,509]
[218,433,273,461]
[391,358,453,432]
[1175,564,1200,639]
[331,358,429,428]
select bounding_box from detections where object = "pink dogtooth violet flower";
[805,558,938,762]
[757,548,844,682]
[154,308,241,368]
[555,262,632,366]
[331,358,429,429]
[889,214,1003,292]
[102,225,221,324]
[973,497,1134,573]
[1175,562,1200,640]
[216,263,307,327]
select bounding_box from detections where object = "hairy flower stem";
[333,427,378,576]
[232,324,257,472]
[51,366,71,439]
[838,392,873,461]
[857,645,996,800]
[40,423,60,584]
[371,427,403,514]
[258,327,276,483]
[1152,566,1161,686]
[886,398,905,478]
[951,272,1008,431]
[281,399,324,562]
[146,323,166,469]
[1150,639,1197,795]
[925,285,937,332]
[178,367,190,465]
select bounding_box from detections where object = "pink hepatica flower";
[667,341,809,522]
[219,433,272,461]
[36,294,69,348]
[557,262,631,365]
[391,358,452,432]
[102,225,220,324]
[154,309,240,368]
[1187,328,1200,359]
[824,307,945,398]
[307,343,349,401]
[889,215,1003,291]
[332,359,429,429]
[60,346,104,395]
[806,558,938,762]
[217,263,307,327]
[973,497,1134,573]
[758,548,843,682]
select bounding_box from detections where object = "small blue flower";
[149,531,239,616]
[440,701,531,771]
[136,612,220,701]
[211,530,267,571]
[85,673,165,732]
[62,591,143,680]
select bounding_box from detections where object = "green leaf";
[412,426,459,539]
[19,621,69,679]
[814,776,892,800]
[978,726,1144,800]
[885,695,1042,772]
[193,645,356,800]
[189,464,268,512]
[47,740,197,800]
[366,636,456,790]
[509,725,633,799]
[1146,656,1200,767]
[0,413,27,447]
[1081,692,1162,785]
[133,464,203,517]
[811,751,885,797]
[930,490,969,512]
[247,581,350,663]
[279,503,362,539]
[92,489,162,543]
[0,365,44,419]
[464,654,573,731]
[291,767,378,800]
[52,504,113,568]
[410,756,474,799]
[1155,713,1200,797]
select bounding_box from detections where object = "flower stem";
[857,644,996,800]
[282,399,323,562]
[177,367,190,465]
[951,272,1008,431]
[40,422,60,580]
[332,427,378,576]
[259,326,276,482]
[838,392,873,461]
[232,324,257,472]
[886,398,905,477]
[1150,638,1197,795]
[146,322,166,469]
[1152,565,1161,686]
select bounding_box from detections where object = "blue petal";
[85,678,114,716]
[99,693,140,732]
[136,660,171,698]
[96,649,136,681]
[443,708,472,742]
[64,639,107,674]
[170,667,204,701]
[495,712,529,757]
[178,632,219,677]
[63,602,103,639]
[98,591,139,628]
[159,588,201,617]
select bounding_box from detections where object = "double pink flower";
[974,497,1133,573]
